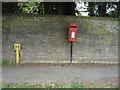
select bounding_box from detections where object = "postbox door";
[69,29,77,41]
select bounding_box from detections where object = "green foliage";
[87,2,119,17]
[2,83,118,88]
[1,83,87,88]
[105,84,119,88]
[106,2,119,18]
[18,2,43,14]
[108,9,118,18]
[2,60,15,65]
[71,83,88,88]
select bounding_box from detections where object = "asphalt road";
[2,64,119,84]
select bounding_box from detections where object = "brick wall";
[2,14,118,63]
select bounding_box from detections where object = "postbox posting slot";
[70,26,77,28]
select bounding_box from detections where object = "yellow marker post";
[14,43,21,64]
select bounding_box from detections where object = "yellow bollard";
[14,43,21,64]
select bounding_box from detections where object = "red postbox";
[68,23,77,41]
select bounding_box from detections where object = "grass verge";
[1,60,16,65]
[1,83,119,89]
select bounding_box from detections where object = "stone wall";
[2,14,118,63]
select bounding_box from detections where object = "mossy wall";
[2,14,118,63]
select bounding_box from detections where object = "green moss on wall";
[3,14,117,43]
[83,21,95,34]
[95,27,108,35]
[103,35,112,43]
[83,21,112,43]
[2,17,48,29]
